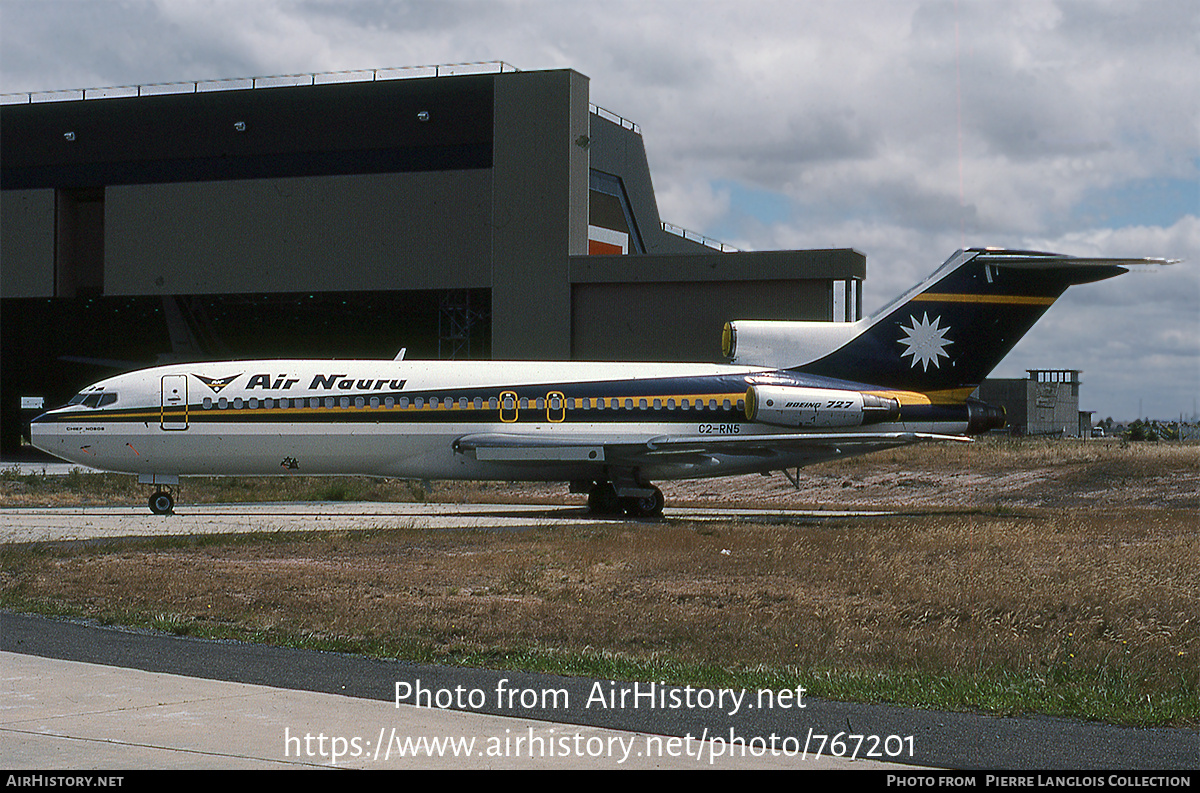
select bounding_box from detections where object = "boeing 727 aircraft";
[31,248,1168,515]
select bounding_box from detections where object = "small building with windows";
[977,369,1085,436]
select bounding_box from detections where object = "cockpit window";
[68,391,117,408]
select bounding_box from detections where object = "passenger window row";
[197,395,745,411]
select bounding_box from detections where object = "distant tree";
[1128,419,1161,442]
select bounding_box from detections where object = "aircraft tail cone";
[967,399,1006,434]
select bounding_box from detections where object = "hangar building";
[0,63,864,454]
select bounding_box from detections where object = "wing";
[453,430,970,473]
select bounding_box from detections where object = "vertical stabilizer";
[793,249,1136,393]
[726,249,1168,395]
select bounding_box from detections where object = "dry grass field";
[2,438,1197,726]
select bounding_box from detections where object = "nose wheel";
[148,489,175,515]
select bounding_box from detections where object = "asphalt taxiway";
[4,612,919,770]
[2,500,1197,770]
[4,611,1197,770]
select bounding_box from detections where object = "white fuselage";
[31,359,968,483]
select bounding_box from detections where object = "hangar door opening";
[56,187,105,298]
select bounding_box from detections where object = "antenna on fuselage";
[394,348,407,361]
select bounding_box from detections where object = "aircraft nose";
[28,408,71,455]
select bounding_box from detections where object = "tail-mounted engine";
[744,385,900,428]
[966,398,1007,434]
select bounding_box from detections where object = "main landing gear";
[580,480,665,518]
[148,489,175,515]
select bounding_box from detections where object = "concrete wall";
[1028,380,1081,437]
[490,69,590,359]
[569,249,863,362]
[978,378,1082,436]
[977,379,1028,433]
[104,171,493,295]
[0,189,55,297]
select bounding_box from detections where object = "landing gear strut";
[148,489,175,515]
[583,480,665,518]
[586,482,621,514]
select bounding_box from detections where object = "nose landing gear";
[139,474,180,515]
[148,489,175,515]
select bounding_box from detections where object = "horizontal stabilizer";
[974,252,1178,270]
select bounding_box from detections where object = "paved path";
[0,501,889,543]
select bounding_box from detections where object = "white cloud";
[991,216,1200,418]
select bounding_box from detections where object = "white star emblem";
[898,313,953,370]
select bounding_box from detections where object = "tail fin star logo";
[193,374,241,393]
[898,313,953,370]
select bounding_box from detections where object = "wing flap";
[454,434,606,462]
[454,431,970,466]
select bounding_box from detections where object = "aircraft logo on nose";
[193,374,241,393]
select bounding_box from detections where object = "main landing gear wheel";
[622,487,665,518]
[148,490,175,515]
[586,481,664,518]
